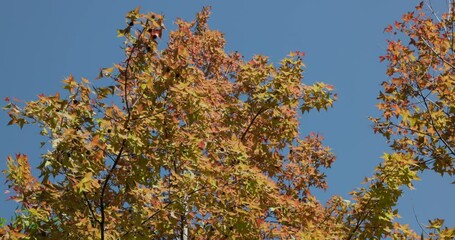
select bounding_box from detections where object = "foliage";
[373,1,455,176]
[2,7,339,239]
[2,2,454,239]
[369,1,455,238]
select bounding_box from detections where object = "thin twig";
[83,191,101,225]
[426,0,452,43]
[415,83,455,156]
[421,37,455,69]
[388,122,433,137]
[412,203,428,236]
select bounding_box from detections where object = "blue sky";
[1,0,453,233]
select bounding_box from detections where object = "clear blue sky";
[1,0,453,232]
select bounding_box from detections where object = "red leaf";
[4,97,10,102]
[384,25,393,33]
[295,51,305,57]
[402,12,414,22]
[379,56,386,62]
[198,141,205,150]
[256,218,264,226]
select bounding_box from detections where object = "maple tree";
[369,1,455,238]
[2,7,339,239]
[2,2,454,239]
[373,1,455,177]
[336,1,455,239]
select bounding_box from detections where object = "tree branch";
[83,191,100,225]
[420,36,455,69]
[412,203,427,236]
[123,182,231,238]
[98,19,155,240]
[426,1,452,43]
[415,83,455,156]
[241,98,272,141]
[346,166,402,239]
[99,140,126,240]
[122,20,149,114]
[346,197,373,240]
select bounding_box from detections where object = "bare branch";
[412,203,428,236]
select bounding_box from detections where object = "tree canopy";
[2,2,454,239]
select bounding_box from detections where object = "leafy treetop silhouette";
[2,2,454,239]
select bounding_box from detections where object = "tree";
[2,3,455,240]
[336,1,455,239]
[2,7,339,239]
[373,1,455,176]
[369,1,455,238]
